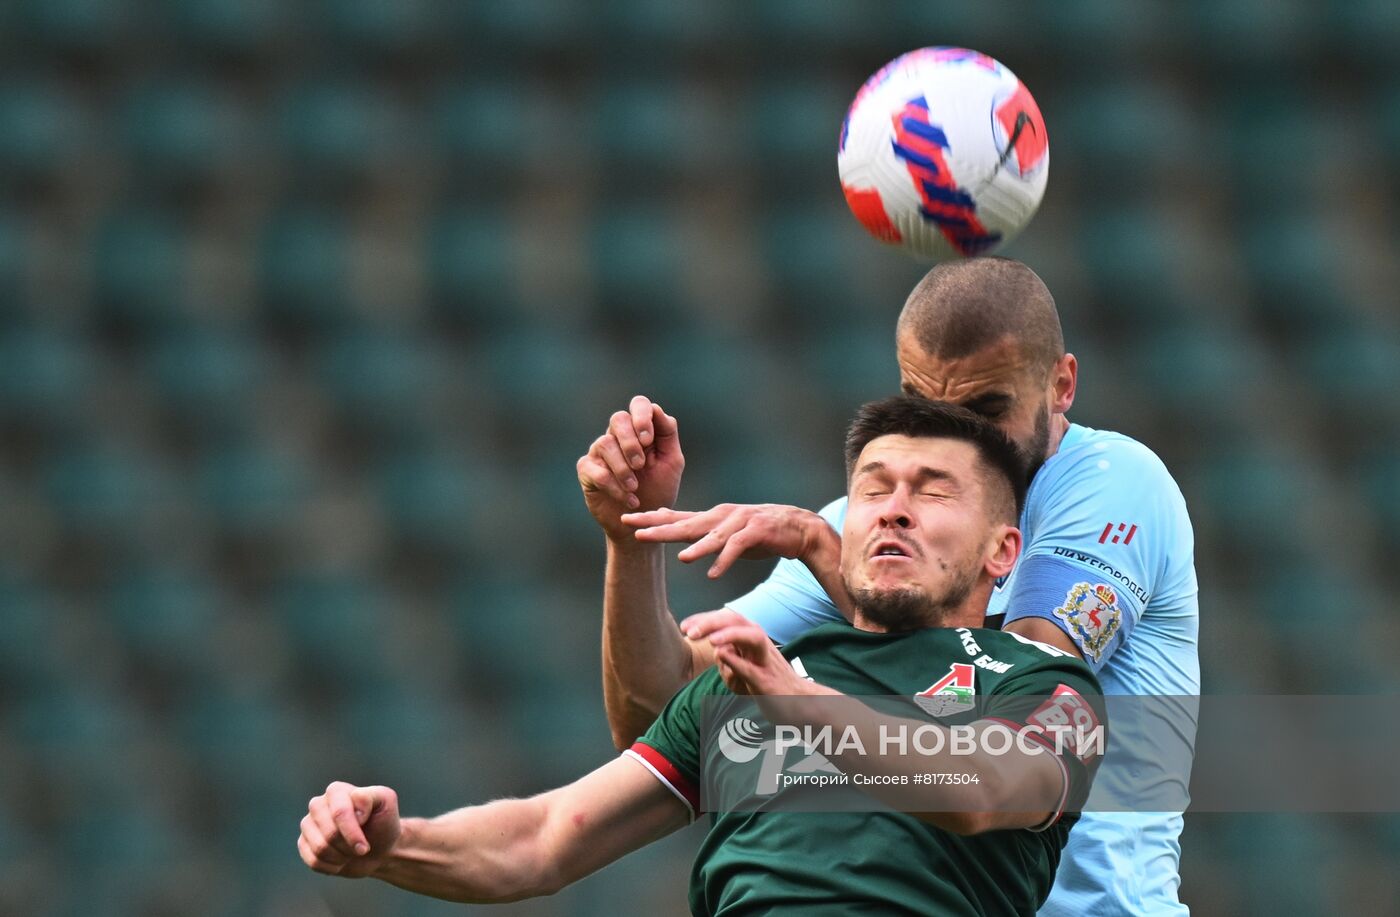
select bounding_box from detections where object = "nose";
[877,492,913,529]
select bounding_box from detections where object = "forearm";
[375,798,552,903]
[602,541,704,748]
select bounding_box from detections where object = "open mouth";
[870,540,914,560]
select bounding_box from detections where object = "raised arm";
[577,396,712,748]
[298,756,689,902]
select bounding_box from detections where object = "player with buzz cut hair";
[579,256,1199,916]
[301,398,1105,915]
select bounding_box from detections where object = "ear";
[985,524,1021,581]
[1050,353,1077,414]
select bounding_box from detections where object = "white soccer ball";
[838,47,1049,262]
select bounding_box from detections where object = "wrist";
[375,816,423,880]
[799,514,840,568]
[606,533,663,556]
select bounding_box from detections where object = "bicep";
[539,755,692,890]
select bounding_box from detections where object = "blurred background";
[0,0,1397,914]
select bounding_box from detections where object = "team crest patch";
[914,663,976,717]
[1053,582,1122,664]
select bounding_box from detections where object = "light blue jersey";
[728,423,1200,915]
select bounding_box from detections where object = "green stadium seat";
[432,82,540,178]
[592,206,693,323]
[257,208,352,329]
[44,445,175,534]
[458,0,594,50]
[1058,86,1195,195]
[91,209,189,329]
[880,1,1016,49]
[276,575,398,691]
[162,0,281,53]
[108,566,221,673]
[481,328,623,434]
[1187,0,1315,66]
[1075,206,1192,325]
[144,328,267,434]
[742,0,878,48]
[1190,447,1314,563]
[593,82,722,174]
[1209,814,1339,915]
[316,330,447,439]
[1024,0,1169,56]
[760,204,866,323]
[799,320,898,410]
[16,0,131,54]
[1330,1,1400,68]
[1220,92,1333,215]
[122,83,249,183]
[1241,214,1352,333]
[317,0,434,55]
[597,0,726,47]
[748,81,849,194]
[0,579,68,693]
[197,441,310,536]
[376,447,484,553]
[0,328,94,428]
[277,81,397,179]
[1300,325,1400,403]
[0,81,87,179]
[0,216,24,318]
[426,207,521,325]
[1135,326,1266,418]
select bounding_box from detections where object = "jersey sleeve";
[626,669,725,820]
[980,647,1106,831]
[1001,438,1190,671]
[724,497,848,645]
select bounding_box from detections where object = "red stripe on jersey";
[626,742,700,816]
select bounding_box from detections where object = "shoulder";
[1048,426,1177,486]
[1030,426,1186,516]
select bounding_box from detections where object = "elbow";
[606,690,666,751]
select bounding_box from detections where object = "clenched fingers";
[324,783,370,855]
[609,409,647,472]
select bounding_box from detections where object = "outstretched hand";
[624,503,831,578]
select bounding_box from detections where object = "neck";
[1044,413,1071,461]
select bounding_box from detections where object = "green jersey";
[628,623,1104,916]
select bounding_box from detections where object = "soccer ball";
[838,47,1048,262]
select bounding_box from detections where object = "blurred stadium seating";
[0,2,1395,914]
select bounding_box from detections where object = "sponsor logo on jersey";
[1050,546,1150,604]
[1098,521,1138,545]
[914,662,976,717]
[957,627,981,657]
[1028,684,1102,765]
[973,654,1013,674]
[1052,582,1122,664]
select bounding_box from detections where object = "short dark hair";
[896,256,1063,378]
[844,396,1027,521]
